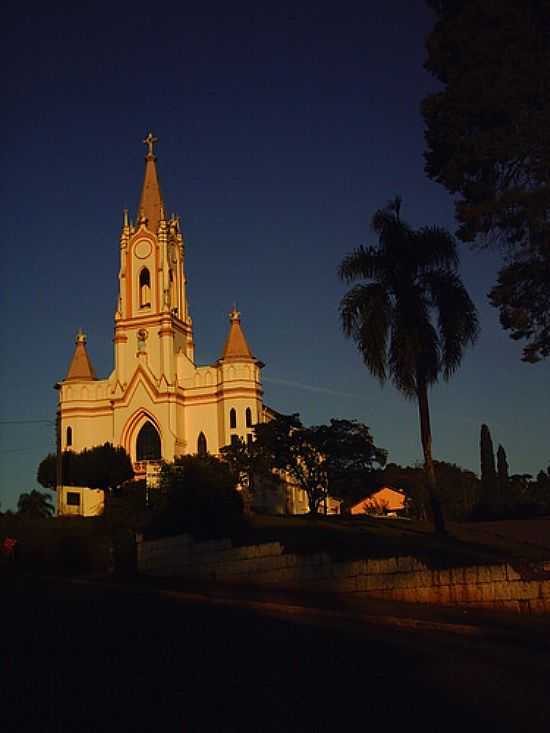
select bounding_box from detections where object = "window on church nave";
[245,408,252,427]
[229,408,237,429]
[139,268,151,308]
[136,421,161,461]
[66,426,72,447]
[197,431,207,457]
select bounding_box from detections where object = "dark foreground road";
[2,574,549,732]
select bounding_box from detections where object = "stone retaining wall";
[137,534,550,615]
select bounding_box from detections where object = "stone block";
[349,559,369,576]
[414,570,433,588]
[366,558,385,574]
[450,567,465,584]
[397,556,415,573]
[477,566,493,584]
[377,557,399,574]
[489,565,507,582]
[415,587,436,604]
[509,580,540,601]
[391,572,418,589]
[432,569,450,586]
[464,566,478,584]
[493,581,512,601]
[540,580,550,598]
[506,564,523,582]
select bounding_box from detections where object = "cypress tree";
[497,445,509,498]
[480,424,497,505]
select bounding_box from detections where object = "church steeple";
[65,330,97,381]
[220,305,256,362]
[137,132,164,233]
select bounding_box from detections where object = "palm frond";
[389,293,440,396]
[339,283,391,383]
[421,269,480,377]
[338,246,386,284]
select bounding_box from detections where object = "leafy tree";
[17,490,55,519]
[382,460,480,522]
[497,444,510,497]
[240,414,386,516]
[37,444,133,494]
[312,418,387,512]
[423,0,550,361]
[150,454,243,539]
[76,444,134,493]
[37,453,57,490]
[480,424,497,505]
[339,197,479,534]
[488,252,550,362]
[220,435,282,512]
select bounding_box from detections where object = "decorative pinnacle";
[229,303,240,321]
[76,328,87,344]
[143,132,159,158]
[123,208,129,227]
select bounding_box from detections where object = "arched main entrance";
[136,421,161,461]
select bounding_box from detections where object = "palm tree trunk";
[417,380,447,536]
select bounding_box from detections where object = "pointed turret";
[220,305,256,362]
[65,330,97,381]
[137,132,164,234]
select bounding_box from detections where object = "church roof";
[221,306,255,362]
[137,132,164,234]
[65,330,97,381]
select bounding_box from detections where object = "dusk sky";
[2,2,548,511]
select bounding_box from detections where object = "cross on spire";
[143,132,159,158]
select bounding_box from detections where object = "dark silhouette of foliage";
[488,251,550,362]
[497,444,510,497]
[339,197,479,534]
[239,413,386,516]
[423,0,550,361]
[37,444,134,493]
[480,424,497,505]
[37,453,57,490]
[17,490,55,519]
[150,454,243,539]
[220,434,282,512]
[382,460,480,522]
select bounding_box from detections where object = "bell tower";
[113,134,194,386]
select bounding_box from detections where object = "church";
[55,134,310,516]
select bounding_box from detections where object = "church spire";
[65,330,97,381]
[220,305,255,362]
[137,132,164,234]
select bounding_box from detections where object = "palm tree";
[17,489,55,519]
[339,198,479,534]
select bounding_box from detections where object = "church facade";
[55,135,306,515]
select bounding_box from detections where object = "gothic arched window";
[197,432,207,457]
[66,426,72,447]
[136,421,161,461]
[245,408,252,428]
[229,408,237,429]
[139,268,151,308]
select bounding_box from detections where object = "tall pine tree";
[497,444,510,499]
[480,424,497,505]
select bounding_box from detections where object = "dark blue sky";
[2,2,548,510]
